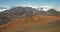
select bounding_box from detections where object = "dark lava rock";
[0,16,9,25]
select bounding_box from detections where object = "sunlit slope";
[0,15,60,32]
[0,15,60,28]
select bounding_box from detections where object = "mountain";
[0,6,60,18]
[0,6,38,25]
[0,6,60,32]
[1,6,37,18]
[47,9,60,16]
[47,9,57,15]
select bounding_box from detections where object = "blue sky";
[0,0,60,11]
[0,0,59,6]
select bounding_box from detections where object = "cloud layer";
[0,5,11,12]
[0,5,59,12]
[38,6,54,11]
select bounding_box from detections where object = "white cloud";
[16,5,38,9]
[3,5,11,10]
[56,9,60,11]
[16,5,56,11]
[38,6,54,11]
[0,5,11,12]
[0,9,7,12]
[0,5,58,12]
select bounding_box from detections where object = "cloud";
[16,5,38,9]
[56,9,60,11]
[3,5,11,10]
[0,9,7,12]
[16,5,56,11]
[38,6,54,11]
[0,5,11,12]
[0,5,58,12]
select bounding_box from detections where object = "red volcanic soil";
[0,15,60,32]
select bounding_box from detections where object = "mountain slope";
[1,6,37,18]
[0,15,60,32]
[0,6,60,32]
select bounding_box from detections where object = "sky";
[0,0,60,12]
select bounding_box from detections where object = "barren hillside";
[0,6,60,32]
[0,15,60,32]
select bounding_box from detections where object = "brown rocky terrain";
[0,6,60,32]
[0,15,60,32]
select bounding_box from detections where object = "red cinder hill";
[0,15,60,32]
